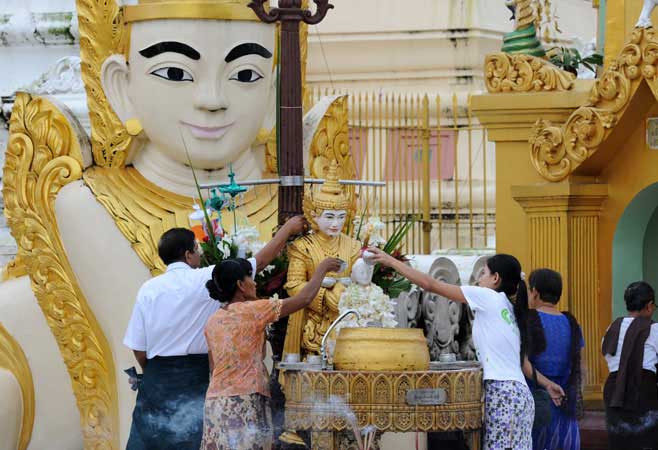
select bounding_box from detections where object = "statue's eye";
[150,67,194,82]
[230,69,263,83]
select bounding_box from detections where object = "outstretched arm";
[366,247,466,303]
[280,258,343,318]
[254,216,307,272]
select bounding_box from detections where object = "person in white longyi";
[123,216,306,450]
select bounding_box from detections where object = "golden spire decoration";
[305,160,352,213]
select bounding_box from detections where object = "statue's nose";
[194,82,229,112]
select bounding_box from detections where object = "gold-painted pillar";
[512,182,608,398]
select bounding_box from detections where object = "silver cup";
[284,353,300,363]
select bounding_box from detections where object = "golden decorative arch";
[0,324,35,450]
[3,93,118,450]
[530,27,658,182]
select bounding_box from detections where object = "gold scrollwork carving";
[531,27,658,182]
[3,93,118,450]
[0,323,35,450]
[485,53,575,93]
[76,0,131,168]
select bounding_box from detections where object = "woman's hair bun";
[206,279,223,301]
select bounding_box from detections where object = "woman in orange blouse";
[201,257,342,450]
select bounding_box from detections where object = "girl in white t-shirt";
[366,249,565,450]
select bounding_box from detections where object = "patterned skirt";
[483,380,534,450]
[201,393,273,450]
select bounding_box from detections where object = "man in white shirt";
[124,217,306,450]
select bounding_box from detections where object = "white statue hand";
[322,277,336,288]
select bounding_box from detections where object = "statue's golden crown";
[122,0,262,23]
[306,160,352,212]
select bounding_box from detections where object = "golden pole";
[421,94,431,254]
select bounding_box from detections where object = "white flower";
[259,264,276,276]
[335,283,398,336]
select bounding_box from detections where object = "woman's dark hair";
[206,258,254,303]
[624,281,655,312]
[158,228,196,265]
[528,268,563,304]
[486,254,528,365]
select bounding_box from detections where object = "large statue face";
[315,209,347,238]
[103,19,275,169]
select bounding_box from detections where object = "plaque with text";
[406,388,448,405]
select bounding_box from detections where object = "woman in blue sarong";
[527,268,584,450]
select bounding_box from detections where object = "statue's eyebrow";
[138,41,201,60]
[225,43,273,63]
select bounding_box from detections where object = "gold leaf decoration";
[3,93,118,450]
[76,0,132,167]
[282,368,483,432]
[0,323,35,450]
[530,27,658,182]
[485,52,575,93]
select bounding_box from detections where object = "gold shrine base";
[282,368,483,439]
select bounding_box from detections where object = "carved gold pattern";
[1,255,28,281]
[307,96,355,183]
[485,53,575,93]
[76,0,132,167]
[514,0,535,31]
[530,27,658,181]
[3,93,118,449]
[83,167,278,275]
[282,368,483,433]
[0,323,35,450]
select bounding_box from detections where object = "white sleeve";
[648,323,658,357]
[460,285,493,312]
[123,300,147,351]
[248,257,257,280]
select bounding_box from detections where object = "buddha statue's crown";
[308,160,351,211]
[121,0,263,23]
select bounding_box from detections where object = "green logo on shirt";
[501,308,514,325]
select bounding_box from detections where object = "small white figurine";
[637,0,658,28]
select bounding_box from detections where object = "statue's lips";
[182,122,234,140]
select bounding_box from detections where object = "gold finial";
[305,160,352,214]
[123,0,262,23]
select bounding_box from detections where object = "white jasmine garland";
[336,283,398,332]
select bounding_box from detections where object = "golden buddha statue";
[0,1,352,448]
[284,161,362,358]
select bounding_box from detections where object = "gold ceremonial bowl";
[333,327,430,371]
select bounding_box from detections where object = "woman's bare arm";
[366,247,466,303]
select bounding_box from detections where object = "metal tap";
[320,309,361,370]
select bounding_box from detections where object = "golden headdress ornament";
[304,160,352,216]
[121,0,263,23]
